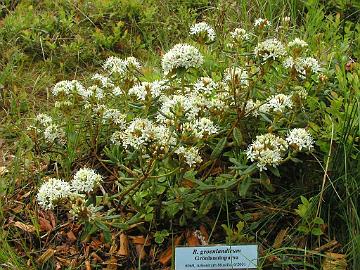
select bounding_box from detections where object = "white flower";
[283,57,320,75]
[205,92,229,111]
[157,94,200,123]
[267,94,293,113]
[246,133,288,171]
[230,28,250,42]
[36,113,52,126]
[103,56,141,75]
[293,86,308,99]
[44,124,65,144]
[70,201,99,221]
[184,117,218,138]
[92,73,114,88]
[52,80,85,96]
[103,56,128,75]
[161,44,204,75]
[88,85,104,99]
[245,100,262,116]
[297,57,320,74]
[112,86,122,96]
[193,77,218,94]
[128,80,169,100]
[245,95,292,116]
[283,56,295,69]
[282,16,291,23]
[71,168,103,193]
[77,86,93,99]
[286,128,314,151]
[37,178,72,210]
[54,101,73,108]
[254,38,287,61]
[175,146,203,167]
[125,56,142,70]
[223,67,249,86]
[102,108,126,126]
[189,22,216,42]
[288,38,308,48]
[254,18,271,28]
[117,118,175,150]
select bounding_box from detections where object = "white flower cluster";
[36,113,52,126]
[88,85,104,99]
[70,201,99,221]
[293,86,308,99]
[246,133,288,171]
[245,100,262,116]
[43,124,65,144]
[35,113,65,144]
[288,38,308,48]
[230,28,250,42]
[112,86,122,96]
[286,128,314,151]
[37,168,103,210]
[102,108,126,126]
[245,94,293,116]
[157,94,201,123]
[283,56,320,75]
[54,101,73,108]
[203,91,229,111]
[189,22,216,42]
[103,56,141,75]
[161,44,204,75]
[37,178,73,210]
[112,118,175,151]
[254,38,287,61]
[175,146,203,167]
[282,16,291,23]
[92,73,114,88]
[223,67,249,86]
[254,18,271,28]
[71,168,103,193]
[129,80,169,100]
[266,94,294,113]
[193,77,218,94]
[184,117,218,139]
[298,57,321,73]
[52,80,85,96]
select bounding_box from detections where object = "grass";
[0,0,359,269]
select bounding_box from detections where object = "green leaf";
[154,230,169,244]
[300,196,309,206]
[297,225,310,234]
[268,166,280,177]
[311,227,323,236]
[211,137,227,159]
[313,217,324,225]
[238,176,252,198]
[239,164,257,175]
[95,220,111,243]
[198,194,215,216]
[236,221,244,232]
[233,127,243,146]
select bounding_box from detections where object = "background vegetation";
[0,0,359,269]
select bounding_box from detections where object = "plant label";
[175,244,258,270]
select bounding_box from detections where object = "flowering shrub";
[29,18,328,254]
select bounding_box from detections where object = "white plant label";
[175,244,258,270]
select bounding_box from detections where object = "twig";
[39,37,46,61]
[316,117,334,217]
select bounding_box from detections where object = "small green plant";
[222,221,254,244]
[295,196,324,236]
